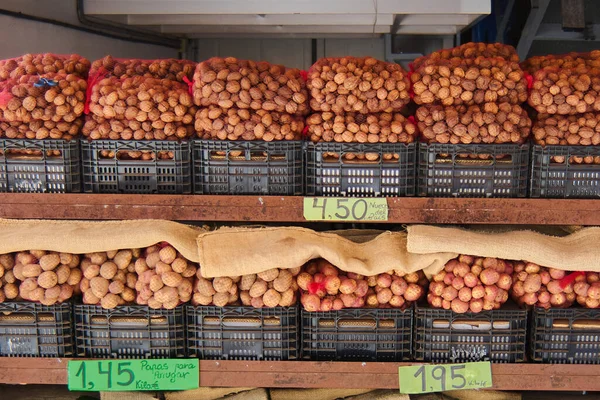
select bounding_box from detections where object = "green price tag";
[68,359,199,391]
[399,362,492,394]
[303,197,388,221]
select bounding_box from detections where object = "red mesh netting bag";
[193,57,308,116]
[90,56,196,83]
[194,106,304,141]
[412,42,519,72]
[522,51,600,74]
[307,56,410,114]
[416,103,531,145]
[82,75,197,140]
[532,112,600,146]
[0,53,90,80]
[306,112,416,144]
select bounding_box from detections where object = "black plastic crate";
[418,143,529,197]
[530,145,600,198]
[0,302,74,357]
[81,140,191,194]
[193,140,303,195]
[0,139,80,193]
[74,305,185,359]
[301,308,413,361]
[413,304,527,363]
[530,307,600,363]
[186,305,299,360]
[306,142,416,197]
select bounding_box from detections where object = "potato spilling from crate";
[299,259,426,311]
[91,56,195,82]
[84,76,197,140]
[411,57,527,106]
[307,57,410,114]
[529,66,600,114]
[194,106,304,141]
[510,262,575,309]
[533,113,600,148]
[428,255,514,313]
[135,245,196,309]
[14,251,81,305]
[80,250,138,309]
[306,112,416,143]
[0,53,90,80]
[193,267,300,308]
[416,103,531,144]
[193,57,308,116]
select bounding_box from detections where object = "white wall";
[0,0,177,61]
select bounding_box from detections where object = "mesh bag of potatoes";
[0,53,90,80]
[90,56,196,83]
[412,42,519,71]
[411,56,528,106]
[83,75,197,140]
[0,118,82,140]
[307,57,410,114]
[428,255,513,313]
[528,66,600,115]
[299,259,427,312]
[12,251,82,305]
[306,112,416,144]
[193,57,308,116]
[510,262,578,309]
[522,51,600,74]
[416,103,532,144]
[193,267,300,308]
[194,106,304,141]
[0,74,87,139]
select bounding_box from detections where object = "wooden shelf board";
[0,358,599,390]
[0,194,599,225]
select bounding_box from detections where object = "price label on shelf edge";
[68,359,199,391]
[303,197,388,222]
[398,362,492,394]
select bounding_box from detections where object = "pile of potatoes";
[193,57,308,116]
[428,255,514,313]
[413,42,519,70]
[510,262,575,309]
[416,103,531,144]
[194,106,304,141]
[193,267,300,308]
[528,66,600,115]
[299,259,426,312]
[411,57,528,106]
[135,245,196,310]
[14,251,81,305]
[307,57,410,114]
[0,254,18,303]
[533,113,600,147]
[306,112,416,144]
[0,53,90,80]
[90,56,195,82]
[84,76,197,141]
[572,272,600,308]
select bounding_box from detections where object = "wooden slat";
[2,359,600,391]
[1,194,600,225]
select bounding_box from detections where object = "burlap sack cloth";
[197,227,457,278]
[0,219,202,262]
[407,225,600,272]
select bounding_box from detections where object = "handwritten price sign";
[303,197,388,222]
[398,362,492,394]
[68,359,199,391]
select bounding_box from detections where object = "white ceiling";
[83,0,491,37]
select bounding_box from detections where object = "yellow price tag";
[399,362,492,394]
[303,197,388,221]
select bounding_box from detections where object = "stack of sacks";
[306,56,414,161]
[524,51,600,164]
[82,56,198,160]
[413,42,532,147]
[192,57,307,142]
[0,53,90,140]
